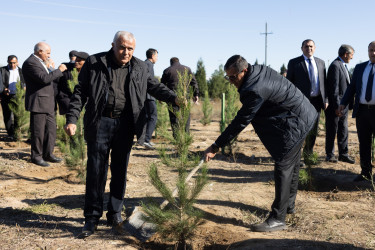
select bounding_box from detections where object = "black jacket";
[215,65,318,162]
[54,69,74,115]
[161,61,199,97]
[287,55,327,108]
[66,49,176,142]
[0,66,25,91]
[341,61,369,118]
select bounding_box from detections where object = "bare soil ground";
[0,101,374,249]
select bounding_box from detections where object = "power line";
[260,22,273,66]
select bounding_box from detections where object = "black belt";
[102,109,122,118]
[359,104,375,109]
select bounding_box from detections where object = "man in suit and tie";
[0,55,25,140]
[340,41,375,181]
[325,45,355,164]
[287,39,327,161]
[22,42,67,167]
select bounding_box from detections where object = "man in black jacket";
[65,31,177,238]
[204,55,318,232]
[161,57,199,137]
[0,55,25,140]
[325,45,355,164]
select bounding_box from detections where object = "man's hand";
[64,124,77,136]
[336,105,346,117]
[3,88,9,96]
[324,102,329,110]
[204,145,217,162]
[193,96,199,104]
[174,97,187,107]
[58,64,67,72]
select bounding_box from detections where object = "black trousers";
[30,112,56,161]
[356,106,375,175]
[137,99,157,144]
[1,94,17,137]
[84,115,134,223]
[325,106,349,158]
[168,104,190,139]
[304,95,323,155]
[270,138,304,221]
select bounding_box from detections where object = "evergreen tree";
[8,80,29,142]
[155,101,171,139]
[280,64,287,75]
[207,65,229,99]
[200,90,212,125]
[222,82,240,155]
[56,69,86,181]
[142,69,208,248]
[195,58,207,97]
[254,59,259,65]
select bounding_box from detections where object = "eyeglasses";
[224,69,243,81]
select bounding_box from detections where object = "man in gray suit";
[22,42,67,166]
[287,39,327,160]
[325,45,355,164]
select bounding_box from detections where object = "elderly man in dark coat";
[204,55,318,232]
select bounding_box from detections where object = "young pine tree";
[8,80,29,143]
[195,58,207,97]
[56,69,86,181]
[200,90,212,125]
[155,101,170,139]
[142,69,208,248]
[221,82,240,155]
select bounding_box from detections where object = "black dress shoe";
[251,217,287,232]
[325,156,338,163]
[338,155,355,164]
[353,173,372,182]
[44,155,63,163]
[32,159,50,167]
[79,221,97,238]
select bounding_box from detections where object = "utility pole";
[260,22,273,66]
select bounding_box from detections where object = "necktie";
[307,59,316,93]
[365,63,375,102]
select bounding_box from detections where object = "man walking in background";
[0,55,25,140]
[287,39,327,161]
[325,45,355,164]
[137,48,159,149]
[161,57,199,137]
[22,42,67,167]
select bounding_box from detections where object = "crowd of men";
[0,31,374,235]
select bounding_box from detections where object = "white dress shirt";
[8,67,20,94]
[360,61,375,105]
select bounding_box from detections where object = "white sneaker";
[143,142,155,150]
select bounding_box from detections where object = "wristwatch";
[211,143,220,153]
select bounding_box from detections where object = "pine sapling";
[8,80,29,143]
[142,69,208,249]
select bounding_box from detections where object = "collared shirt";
[360,61,375,105]
[338,57,350,83]
[105,52,131,113]
[33,54,49,73]
[303,54,320,97]
[8,66,20,94]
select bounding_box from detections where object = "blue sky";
[0,0,372,78]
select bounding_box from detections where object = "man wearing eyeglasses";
[204,55,318,232]
[0,55,25,140]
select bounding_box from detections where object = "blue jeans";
[84,116,134,223]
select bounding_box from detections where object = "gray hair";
[113,31,136,43]
[34,42,49,53]
[224,55,248,72]
[338,44,354,57]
